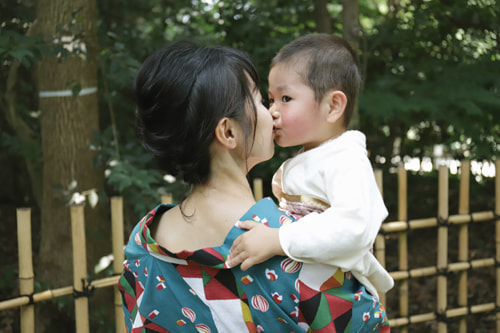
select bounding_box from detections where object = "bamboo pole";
[449,258,495,271]
[111,197,126,333]
[495,160,500,332]
[0,286,72,311]
[389,257,495,280]
[380,211,494,233]
[374,169,387,306]
[449,211,494,224]
[71,205,89,333]
[389,302,496,327]
[398,165,409,332]
[161,193,173,204]
[253,178,263,201]
[0,276,120,311]
[447,303,496,318]
[383,218,437,232]
[437,165,449,333]
[391,266,437,280]
[458,161,470,333]
[17,208,34,333]
[91,275,121,289]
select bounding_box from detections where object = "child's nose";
[269,106,279,119]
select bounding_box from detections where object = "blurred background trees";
[0,0,498,331]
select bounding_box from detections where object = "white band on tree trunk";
[39,87,97,98]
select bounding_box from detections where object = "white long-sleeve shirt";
[272,130,394,297]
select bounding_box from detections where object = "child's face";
[268,64,328,150]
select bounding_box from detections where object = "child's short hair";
[271,33,361,128]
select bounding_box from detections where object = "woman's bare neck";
[154,172,257,252]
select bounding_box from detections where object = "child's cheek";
[283,114,310,138]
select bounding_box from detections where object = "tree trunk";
[342,0,361,130]
[34,0,110,331]
[313,0,332,33]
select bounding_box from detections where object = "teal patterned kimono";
[118,198,390,332]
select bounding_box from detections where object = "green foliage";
[2,0,498,212]
[0,18,68,67]
[360,0,499,163]
[92,128,189,218]
[0,267,18,291]
[1,131,41,163]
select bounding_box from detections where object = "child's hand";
[228,220,284,271]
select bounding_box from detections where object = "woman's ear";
[324,90,347,124]
[214,117,238,149]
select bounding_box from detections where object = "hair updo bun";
[134,40,259,184]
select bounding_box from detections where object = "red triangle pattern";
[322,292,352,321]
[204,276,240,300]
[176,261,203,278]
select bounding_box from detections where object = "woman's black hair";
[134,40,260,184]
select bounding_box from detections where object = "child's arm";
[228,220,285,270]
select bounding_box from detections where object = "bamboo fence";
[0,160,498,332]
[374,161,500,332]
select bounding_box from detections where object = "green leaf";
[71,83,82,96]
[9,47,33,62]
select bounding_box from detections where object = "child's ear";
[324,90,347,124]
[214,117,238,149]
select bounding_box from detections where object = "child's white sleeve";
[351,251,394,295]
[278,155,387,272]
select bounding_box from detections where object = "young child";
[229,33,394,300]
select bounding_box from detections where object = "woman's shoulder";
[124,204,175,257]
[241,198,292,227]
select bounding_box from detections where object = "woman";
[118,40,388,332]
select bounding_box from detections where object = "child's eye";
[268,98,275,106]
[282,96,292,103]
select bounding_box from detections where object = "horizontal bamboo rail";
[390,303,496,326]
[389,257,495,280]
[0,276,120,311]
[380,211,494,233]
